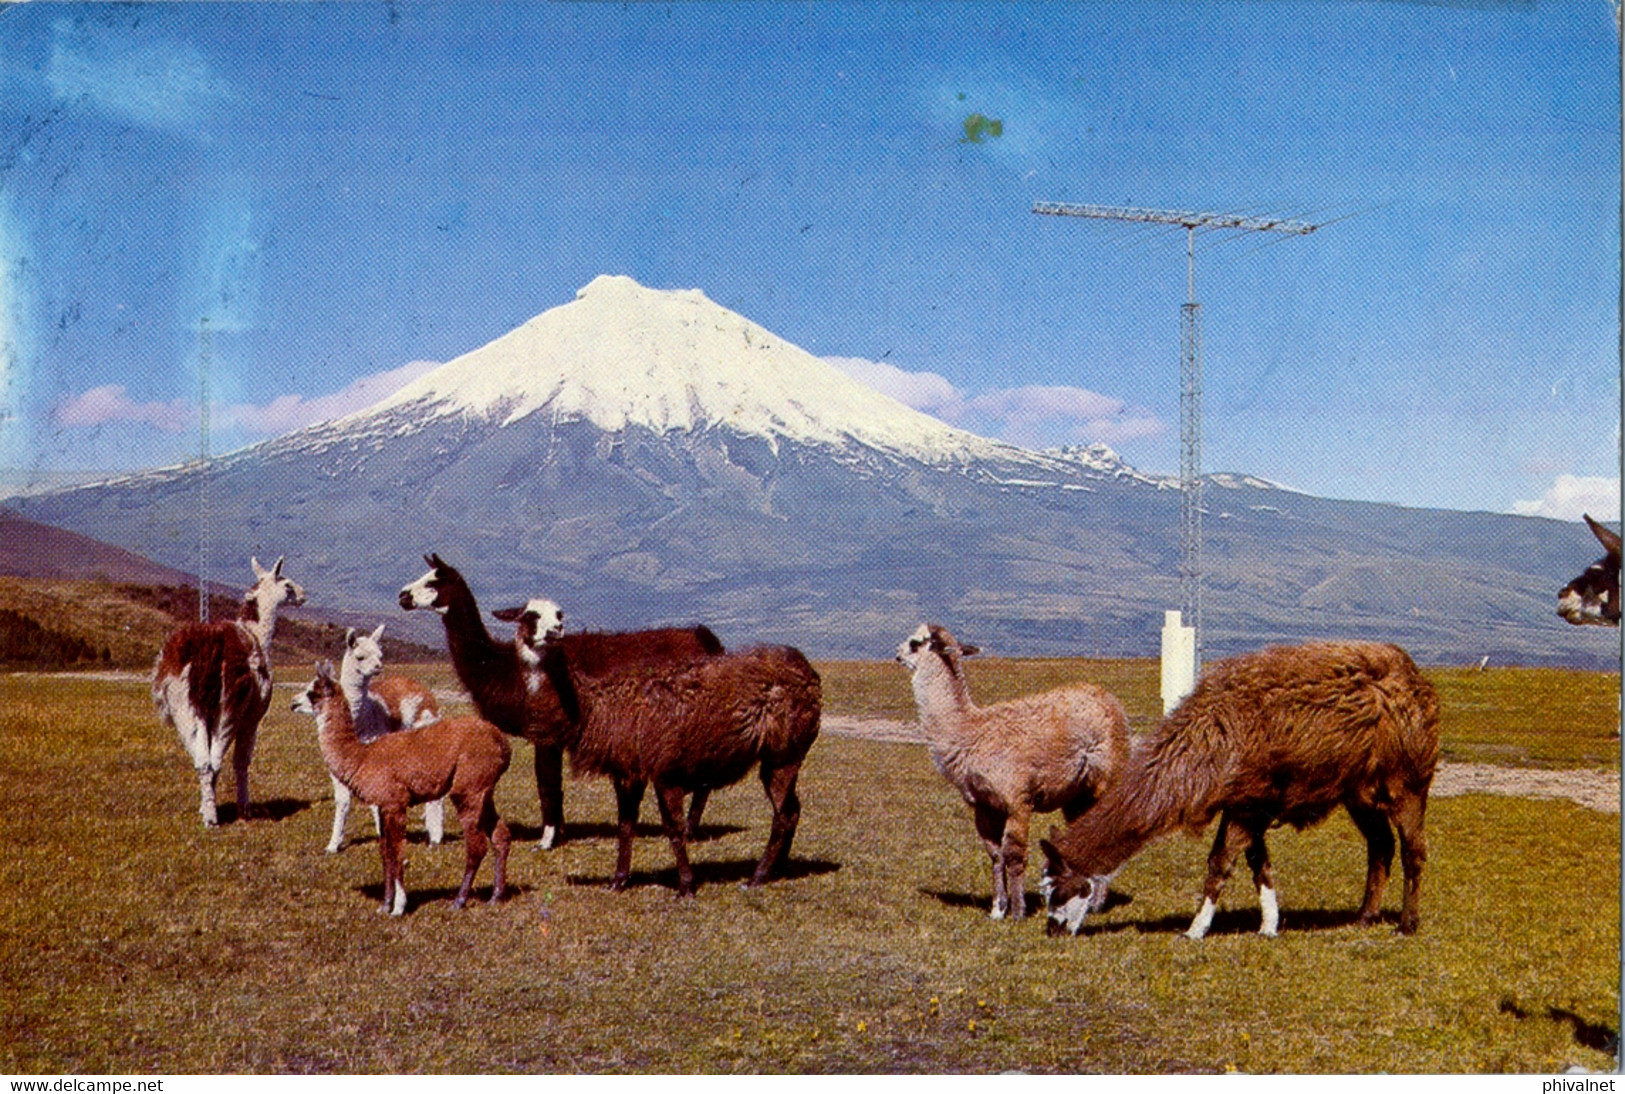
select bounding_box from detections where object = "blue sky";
[0,2,1617,519]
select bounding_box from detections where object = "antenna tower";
[197,317,212,623]
[1032,202,1318,667]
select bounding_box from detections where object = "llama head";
[245,555,306,615]
[1557,514,1621,627]
[399,553,460,614]
[1039,836,1099,937]
[291,659,342,716]
[894,623,979,675]
[343,624,387,683]
[492,598,566,655]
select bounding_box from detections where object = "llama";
[152,556,305,826]
[1557,514,1621,627]
[307,625,448,854]
[496,597,721,838]
[536,639,821,897]
[1039,641,1439,939]
[398,554,724,847]
[294,661,512,916]
[896,623,1129,921]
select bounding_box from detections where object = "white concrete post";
[1161,610,1197,715]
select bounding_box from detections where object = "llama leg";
[1000,805,1034,920]
[654,783,697,898]
[971,802,1009,919]
[326,777,353,853]
[378,808,409,916]
[451,798,490,910]
[423,798,446,845]
[1189,813,1249,940]
[488,806,511,905]
[610,779,645,892]
[231,718,257,820]
[685,788,710,840]
[1346,804,1396,925]
[533,743,566,850]
[196,766,221,828]
[1243,827,1279,937]
[1391,791,1430,935]
[749,761,803,888]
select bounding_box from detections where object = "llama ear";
[1585,514,1622,558]
[251,556,268,579]
[492,606,525,623]
[315,659,335,681]
[271,556,285,578]
[370,623,386,644]
[960,644,981,658]
[345,627,358,648]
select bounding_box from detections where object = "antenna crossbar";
[1033,201,1318,237]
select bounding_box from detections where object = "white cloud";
[1510,474,1621,522]
[827,356,1165,450]
[221,360,440,433]
[52,385,192,431]
[51,360,442,438]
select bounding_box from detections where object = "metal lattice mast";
[197,316,212,623]
[1033,202,1318,667]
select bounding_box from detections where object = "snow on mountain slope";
[355,274,1018,464]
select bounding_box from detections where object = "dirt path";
[822,716,1622,815]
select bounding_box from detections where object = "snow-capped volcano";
[7,274,1606,668]
[357,274,1008,463]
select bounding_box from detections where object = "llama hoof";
[451,896,468,911]
[989,906,1006,921]
[608,876,629,893]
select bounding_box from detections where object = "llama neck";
[1055,737,1215,877]
[440,584,522,716]
[239,591,281,649]
[314,694,369,789]
[909,656,977,741]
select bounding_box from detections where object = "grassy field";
[0,658,1618,1074]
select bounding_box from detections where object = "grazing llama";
[896,623,1129,920]
[1041,641,1439,939]
[1557,514,1621,627]
[152,556,305,826]
[294,661,512,916]
[306,625,447,854]
[537,639,822,897]
[398,554,723,847]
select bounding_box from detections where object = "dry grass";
[0,659,1617,1073]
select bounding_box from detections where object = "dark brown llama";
[538,641,822,897]
[1040,641,1439,938]
[398,554,723,847]
[1557,514,1621,627]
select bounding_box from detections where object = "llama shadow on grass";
[512,820,747,847]
[568,856,840,894]
[214,798,310,825]
[1074,904,1400,938]
[356,879,525,910]
[1500,1000,1619,1056]
[920,886,1134,920]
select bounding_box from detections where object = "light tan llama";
[896,623,1129,921]
[295,660,513,916]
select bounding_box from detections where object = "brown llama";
[1557,514,1620,627]
[896,623,1129,921]
[294,661,513,916]
[152,556,305,826]
[1040,641,1439,939]
[398,555,723,848]
[537,640,821,898]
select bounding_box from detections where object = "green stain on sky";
[960,113,1003,144]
